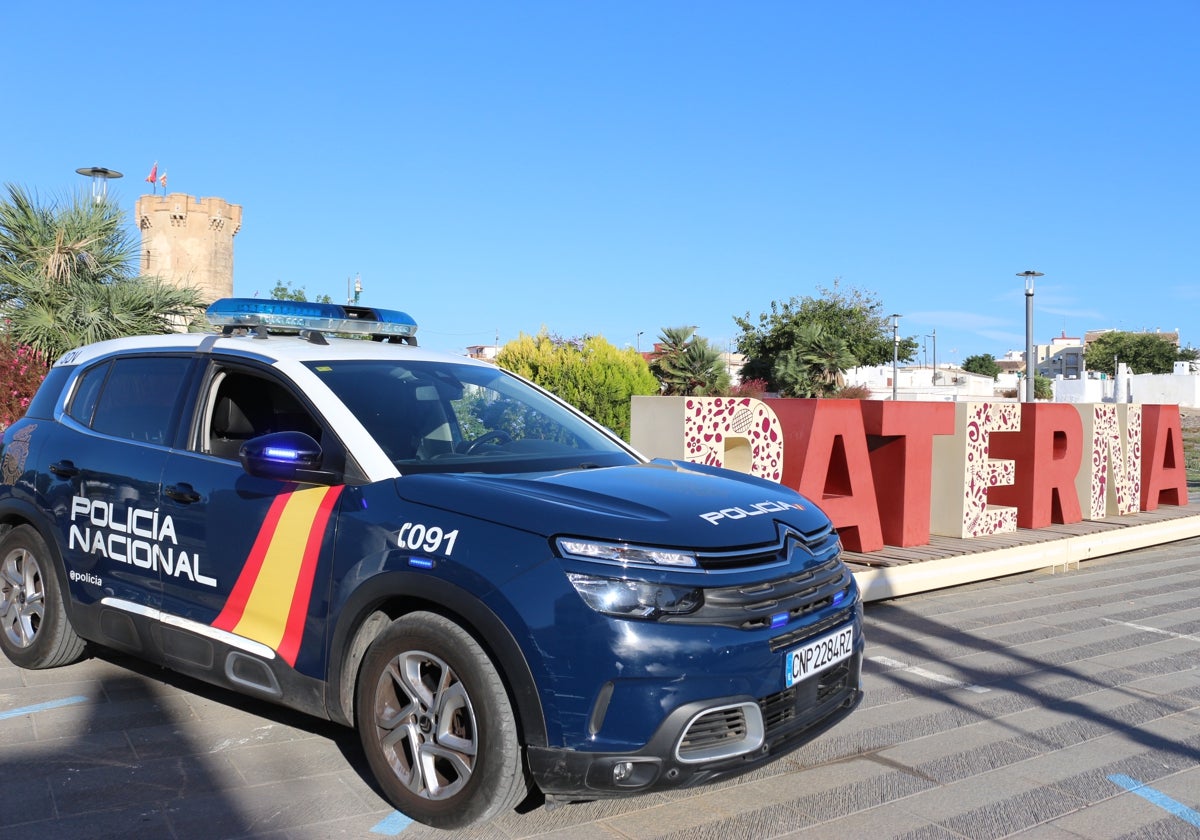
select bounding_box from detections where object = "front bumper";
[528,649,862,800]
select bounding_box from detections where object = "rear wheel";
[355,611,529,829]
[0,525,86,668]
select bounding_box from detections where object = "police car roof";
[53,331,492,370]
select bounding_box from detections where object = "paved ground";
[3,538,1200,839]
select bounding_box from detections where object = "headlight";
[556,537,698,569]
[568,573,702,619]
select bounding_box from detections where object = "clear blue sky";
[5,1,1197,365]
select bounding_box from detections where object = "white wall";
[1052,365,1200,406]
[1052,376,1111,403]
[1128,372,1200,406]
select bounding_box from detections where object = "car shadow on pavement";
[0,648,379,839]
[860,597,1200,767]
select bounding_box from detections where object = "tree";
[772,322,857,397]
[270,279,332,303]
[961,353,1002,379]
[1083,330,1196,376]
[648,326,731,396]
[1034,373,1054,400]
[496,330,659,440]
[0,184,205,361]
[734,281,917,391]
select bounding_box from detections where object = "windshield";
[305,359,640,474]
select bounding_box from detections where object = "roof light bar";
[206,298,418,339]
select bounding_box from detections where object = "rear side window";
[24,366,73,420]
[67,362,109,426]
[77,356,193,445]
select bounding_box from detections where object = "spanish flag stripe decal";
[275,486,343,665]
[211,486,343,664]
[212,486,296,632]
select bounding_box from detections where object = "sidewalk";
[3,518,1200,838]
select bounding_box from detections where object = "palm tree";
[799,323,857,394]
[772,347,818,397]
[650,326,731,395]
[0,184,205,360]
[773,323,857,397]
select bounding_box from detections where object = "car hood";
[393,460,830,548]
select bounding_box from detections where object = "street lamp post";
[75,166,122,204]
[928,329,937,384]
[1017,271,1043,402]
[890,313,901,401]
[926,328,936,386]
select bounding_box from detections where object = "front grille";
[758,658,855,744]
[759,686,798,732]
[695,522,838,570]
[816,660,852,704]
[663,558,855,630]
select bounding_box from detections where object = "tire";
[0,524,86,668]
[355,611,529,829]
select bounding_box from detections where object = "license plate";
[785,626,855,688]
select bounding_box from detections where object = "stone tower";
[136,193,242,303]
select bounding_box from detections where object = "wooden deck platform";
[846,499,1200,602]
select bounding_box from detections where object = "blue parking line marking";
[370,811,412,835]
[1108,774,1200,828]
[0,695,88,721]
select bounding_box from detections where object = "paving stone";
[651,800,815,840]
[49,751,242,817]
[602,792,742,839]
[1050,790,1191,840]
[786,802,966,840]
[937,785,1089,840]
[124,717,316,762]
[164,775,387,839]
[1,807,172,840]
[29,688,199,740]
[1,729,136,779]
[0,776,53,828]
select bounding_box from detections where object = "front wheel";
[355,611,529,829]
[0,524,86,668]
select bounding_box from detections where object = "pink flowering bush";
[729,378,769,399]
[0,340,49,429]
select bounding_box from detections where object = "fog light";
[590,757,662,789]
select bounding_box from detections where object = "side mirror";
[240,431,337,484]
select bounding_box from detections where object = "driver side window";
[204,370,321,461]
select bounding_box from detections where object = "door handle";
[49,460,79,478]
[164,483,201,504]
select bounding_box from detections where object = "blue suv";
[0,299,862,828]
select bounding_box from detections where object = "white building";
[844,365,998,401]
[1035,332,1085,379]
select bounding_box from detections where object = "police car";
[0,299,863,829]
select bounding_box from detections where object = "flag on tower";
[159,171,168,189]
[145,162,158,184]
